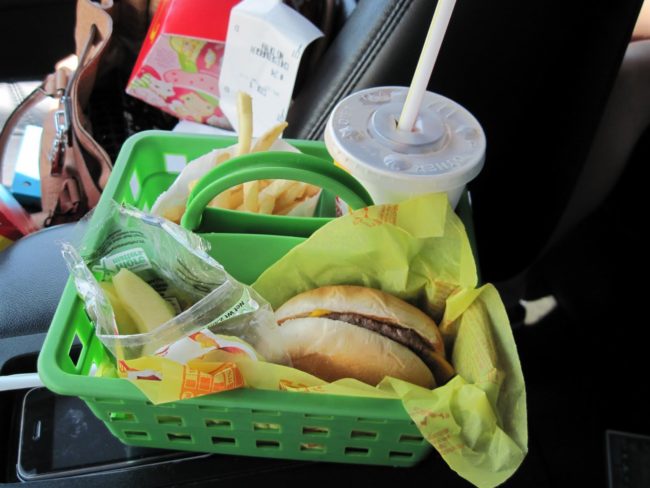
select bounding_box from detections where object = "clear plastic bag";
[62,200,289,365]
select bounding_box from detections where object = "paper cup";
[325,86,486,207]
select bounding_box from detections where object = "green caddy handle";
[181,151,373,236]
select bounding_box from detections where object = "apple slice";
[112,268,175,333]
[100,281,139,336]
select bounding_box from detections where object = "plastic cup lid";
[325,87,486,191]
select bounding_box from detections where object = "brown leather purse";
[0,0,115,228]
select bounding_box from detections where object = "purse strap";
[68,0,116,190]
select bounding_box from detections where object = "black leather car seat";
[0,224,71,338]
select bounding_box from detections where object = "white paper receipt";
[218,0,323,137]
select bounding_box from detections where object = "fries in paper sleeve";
[151,92,321,223]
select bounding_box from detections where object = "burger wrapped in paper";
[275,285,455,388]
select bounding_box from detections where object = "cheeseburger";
[275,285,454,388]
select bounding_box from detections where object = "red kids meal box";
[126,0,240,128]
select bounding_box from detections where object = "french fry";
[243,181,260,212]
[275,199,303,216]
[252,121,289,153]
[201,151,236,209]
[209,189,236,209]
[162,207,184,224]
[275,181,307,211]
[304,184,321,198]
[230,185,244,209]
[256,179,290,215]
[237,92,253,156]
[215,151,232,165]
[260,179,294,199]
[274,183,321,215]
[259,179,272,191]
[189,178,231,210]
[258,192,276,214]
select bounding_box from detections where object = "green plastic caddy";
[38,131,434,467]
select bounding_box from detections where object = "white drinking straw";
[398,0,458,132]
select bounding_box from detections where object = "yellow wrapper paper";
[254,193,478,320]
[250,193,527,487]
[118,356,245,404]
[114,332,258,404]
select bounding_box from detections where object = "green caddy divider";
[38,131,433,466]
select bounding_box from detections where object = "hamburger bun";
[275,286,454,388]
